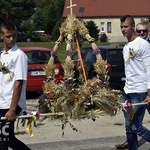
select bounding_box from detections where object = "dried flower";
[7,73,12,82]
[66,50,72,56]
[0,62,10,73]
[0,62,12,82]
[51,51,58,56]
[126,48,136,63]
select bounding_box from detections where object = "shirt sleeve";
[14,51,28,80]
[141,41,150,89]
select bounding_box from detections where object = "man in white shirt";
[0,20,31,150]
[115,21,150,149]
[115,15,150,150]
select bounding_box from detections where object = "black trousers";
[0,106,31,150]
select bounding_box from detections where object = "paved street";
[14,94,150,150]
[27,137,150,150]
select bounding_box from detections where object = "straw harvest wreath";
[27,13,122,136]
[37,0,149,125]
[34,7,149,136]
[11,14,122,137]
[40,13,122,120]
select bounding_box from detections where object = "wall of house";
[83,18,142,42]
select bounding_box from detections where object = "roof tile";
[63,0,150,17]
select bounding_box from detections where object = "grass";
[0,41,125,61]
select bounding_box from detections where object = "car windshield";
[25,51,51,64]
[106,49,123,60]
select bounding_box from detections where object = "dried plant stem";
[75,34,87,84]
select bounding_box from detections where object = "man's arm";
[5,80,23,121]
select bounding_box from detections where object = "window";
[107,50,123,60]
[79,7,84,13]
[100,22,105,32]
[26,51,50,64]
[107,22,112,33]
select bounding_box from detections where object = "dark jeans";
[122,91,150,150]
[0,106,31,150]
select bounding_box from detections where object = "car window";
[84,50,96,64]
[25,51,51,64]
[106,50,123,60]
[72,51,85,60]
[72,52,78,60]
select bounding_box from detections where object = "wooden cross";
[66,0,77,15]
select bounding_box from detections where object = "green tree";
[35,0,54,8]
[34,0,65,35]
[20,20,34,32]
[52,19,62,41]
[32,9,45,31]
[85,20,100,42]
[43,4,57,34]
[0,0,36,29]
[99,33,108,42]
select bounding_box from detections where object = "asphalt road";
[20,117,150,150]
[27,136,150,150]
[14,92,150,150]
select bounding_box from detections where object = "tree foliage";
[0,0,65,41]
[0,0,36,29]
[39,0,65,35]
[52,19,63,42]
[34,0,54,8]
[85,20,100,42]
[31,0,65,41]
[32,9,45,31]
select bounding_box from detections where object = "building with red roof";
[63,0,150,42]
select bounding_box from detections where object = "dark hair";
[0,20,17,33]
[120,15,135,25]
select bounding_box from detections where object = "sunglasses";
[136,29,147,33]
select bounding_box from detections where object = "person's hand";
[122,106,127,112]
[143,95,150,104]
[121,100,131,112]
[5,109,16,121]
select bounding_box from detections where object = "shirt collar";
[2,44,18,55]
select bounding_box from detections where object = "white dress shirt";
[123,37,150,93]
[0,45,27,109]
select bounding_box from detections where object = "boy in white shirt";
[0,20,31,150]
